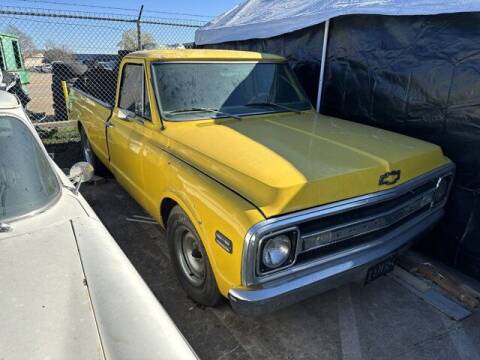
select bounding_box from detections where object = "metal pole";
[316,19,330,112]
[137,5,144,51]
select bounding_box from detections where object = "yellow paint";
[126,48,285,62]
[69,49,452,296]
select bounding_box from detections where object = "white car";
[0,90,197,360]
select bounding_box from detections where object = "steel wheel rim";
[177,229,206,287]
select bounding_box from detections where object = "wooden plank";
[390,266,472,321]
[391,266,431,293]
[35,120,77,128]
[416,263,479,310]
[421,289,471,321]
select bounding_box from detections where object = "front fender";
[150,155,264,296]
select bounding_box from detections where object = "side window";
[11,40,22,69]
[119,64,144,117]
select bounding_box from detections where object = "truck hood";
[165,111,449,218]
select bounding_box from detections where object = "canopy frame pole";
[316,19,330,112]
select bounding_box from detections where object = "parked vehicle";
[0,33,32,109]
[0,32,29,92]
[0,90,197,359]
[97,60,117,71]
[68,49,455,315]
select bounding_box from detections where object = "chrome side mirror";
[69,161,94,194]
[117,108,134,121]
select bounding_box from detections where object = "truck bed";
[71,66,117,106]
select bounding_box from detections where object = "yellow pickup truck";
[68,49,454,315]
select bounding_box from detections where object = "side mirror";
[69,161,94,194]
[117,109,129,120]
[118,108,134,121]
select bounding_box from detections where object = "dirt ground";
[27,72,54,116]
[50,142,480,360]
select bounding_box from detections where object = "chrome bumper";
[229,207,444,316]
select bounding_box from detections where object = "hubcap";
[177,229,206,287]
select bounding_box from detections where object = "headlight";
[259,229,299,273]
[262,234,292,269]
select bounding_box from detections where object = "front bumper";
[229,207,443,316]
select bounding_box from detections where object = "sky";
[1,0,241,53]
[4,0,241,19]
[105,0,240,18]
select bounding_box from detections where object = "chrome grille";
[241,164,455,287]
[300,191,434,253]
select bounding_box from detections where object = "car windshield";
[0,116,60,222]
[151,62,312,121]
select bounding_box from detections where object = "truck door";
[107,62,148,203]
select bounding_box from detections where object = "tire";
[167,206,222,306]
[79,126,110,177]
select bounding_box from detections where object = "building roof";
[0,91,20,109]
[195,0,480,45]
[126,49,285,62]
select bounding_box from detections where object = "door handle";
[105,121,114,128]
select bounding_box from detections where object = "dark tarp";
[199,13,480,280]
[324,13,480,278]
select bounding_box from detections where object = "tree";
[5,25,35,57]
[117,29,157,50]
[43,41,73,63]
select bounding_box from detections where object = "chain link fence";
[0,5,206,136]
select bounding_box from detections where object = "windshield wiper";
[165,107,241,120]
[245,101,302,114]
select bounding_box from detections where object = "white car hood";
[0,220,104,359]
[0,188,197,360]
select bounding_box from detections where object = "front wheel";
[167,206,222,306]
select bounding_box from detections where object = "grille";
[295,174,452,264]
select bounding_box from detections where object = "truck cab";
[68,49,454,315]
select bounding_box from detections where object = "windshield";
[0,116,60,222]
[152,62,312,121]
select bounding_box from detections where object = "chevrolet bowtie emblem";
[379,170,401,186]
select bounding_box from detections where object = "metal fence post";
[137,5,144,51]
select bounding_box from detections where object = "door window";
[118,63,145,118]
